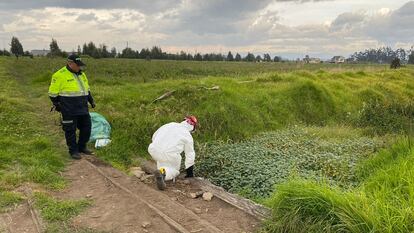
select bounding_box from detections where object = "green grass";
[0,191,24,211]
[1,57,413,232]
[6,57,412,169]
[0,58,67,191]
[264,139,414,233]
[34,192,91,222]
[44,224,110,233]
[33,192,105,233]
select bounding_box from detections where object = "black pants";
[61,114,91,155]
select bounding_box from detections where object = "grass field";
[1,56,413,232]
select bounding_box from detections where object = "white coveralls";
[148,121,195,181]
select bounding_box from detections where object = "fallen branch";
[151,90,176,104]
[198,86,220,90]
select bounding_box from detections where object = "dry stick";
[84,159,223,233]
[198,86,220,90]
[26,199,43,233]
[151,90,176,104]
[23,188,44,233]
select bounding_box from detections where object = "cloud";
[76,13,98,22]
[0,0,412,59]
[330,12,365,32]
[0,0,181,13]
[325,1,414,44]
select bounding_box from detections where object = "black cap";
[67,54,86,66]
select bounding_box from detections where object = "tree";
[24,50,33,58]
[82,41,100,58]
[390,57,401,69]
[273,56,281,62]
[179,51,187,60]
[194,53,202,61]
[304,55,310,63]
[0,49,11,56]
[49,38,62,57]
[121,47,137,59]
[138,48,150,59]
[10,36,24,59]
[77,45,82,55]
[235,53,242,61]
[227,51,234,61]
[350,47,408,64]
[263,53,271,62]
[150,46,163,59]
[99,44,110,58]
[255,55,262,62]
[245,52,255,62]
[110,47,117,58]
[408,50,414,64]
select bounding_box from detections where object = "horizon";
[1,0,413,59]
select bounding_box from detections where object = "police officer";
[48,54,96,159]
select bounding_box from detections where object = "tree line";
[350,47,414,64]
[2,37,283,62]
[3,36,414,64]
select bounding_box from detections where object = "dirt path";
[55,156,261,233]
[0,203,39,233]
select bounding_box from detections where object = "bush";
[264,180,373,233]
[390,58,401,69]
[264,139,414,233]
[358,99,414,135]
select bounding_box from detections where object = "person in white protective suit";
[148,116,198,190]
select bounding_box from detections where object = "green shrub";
[264,180,373,233]
[264,139,414,233]
[358,99,414,134]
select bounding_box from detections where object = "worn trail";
[53,156,260,233]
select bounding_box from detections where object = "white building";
[331,56,346,64]
[31,49,50,56]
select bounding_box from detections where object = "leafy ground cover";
[198,127,386,199]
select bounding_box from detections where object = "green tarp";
[89,112,111,142]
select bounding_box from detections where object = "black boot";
[79,147,94,155]
[70,152,81,160]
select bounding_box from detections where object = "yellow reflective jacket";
[48,66,92,115]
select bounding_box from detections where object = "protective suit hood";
[180,121,195,132]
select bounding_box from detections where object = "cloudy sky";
[0,0,413,59]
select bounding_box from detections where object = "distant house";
[331,56,345,64]
[303,55,321,64]
[31,49,50,56]
[308,58,321,64]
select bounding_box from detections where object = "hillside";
[1,57,413,232]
